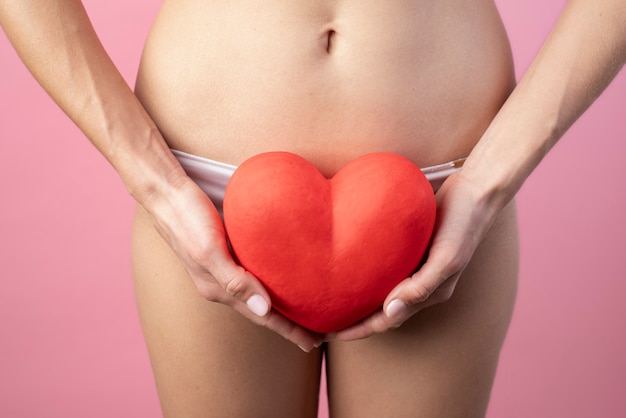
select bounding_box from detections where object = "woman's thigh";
[131,206,323,418]
[326,201,519,418]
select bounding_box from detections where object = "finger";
[187,236,272,317]
[202,251,322,350]
[163,186,274,316]
[385,272,457,318]
[230,301,323,351]
[207,259,273,318]
[329,259,462,341]
[261,311,324,352]
[196,265,322,351]
[386,236,468,307]
[325,254,456,341]
[327,309,396,341]
[328,274,461,342]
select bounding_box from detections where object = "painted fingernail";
[247,294,269,317]
[386,299,407,319]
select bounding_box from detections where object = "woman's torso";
[135,0,515,176]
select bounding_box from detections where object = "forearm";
[0,0,185,203]
[464,0,626,206]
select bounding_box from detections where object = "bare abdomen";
[135,0,515,176]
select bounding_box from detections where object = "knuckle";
[407,282,434,304]
[281,322,301,344]
[188,240,218,267]
[367,318,385,334]
[223,272,249,300]
[386,320,403,331]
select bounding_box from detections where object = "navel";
[325,29,336,53]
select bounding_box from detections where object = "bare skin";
[135,0,514,175]
[1,0,625,416]
[132,1,517,416]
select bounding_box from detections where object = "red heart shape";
[223,152,436,333]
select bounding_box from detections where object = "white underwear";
[172,149,465,214]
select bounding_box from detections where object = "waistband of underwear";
[171,149,465,213]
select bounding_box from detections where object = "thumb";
[211,256,272,317]
[209,237,272,319]
[384,254,461,319]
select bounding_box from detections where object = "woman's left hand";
[326,170,504,341]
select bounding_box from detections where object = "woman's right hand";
[141,174,323,352]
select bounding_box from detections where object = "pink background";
[1,1,625,416]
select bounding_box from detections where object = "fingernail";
[386,299,407,319]
[298,345,312,353]
[247,294,269,317]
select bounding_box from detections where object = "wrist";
[110,127,189,209]
[460,131,546,213]
[461,87,561,212]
